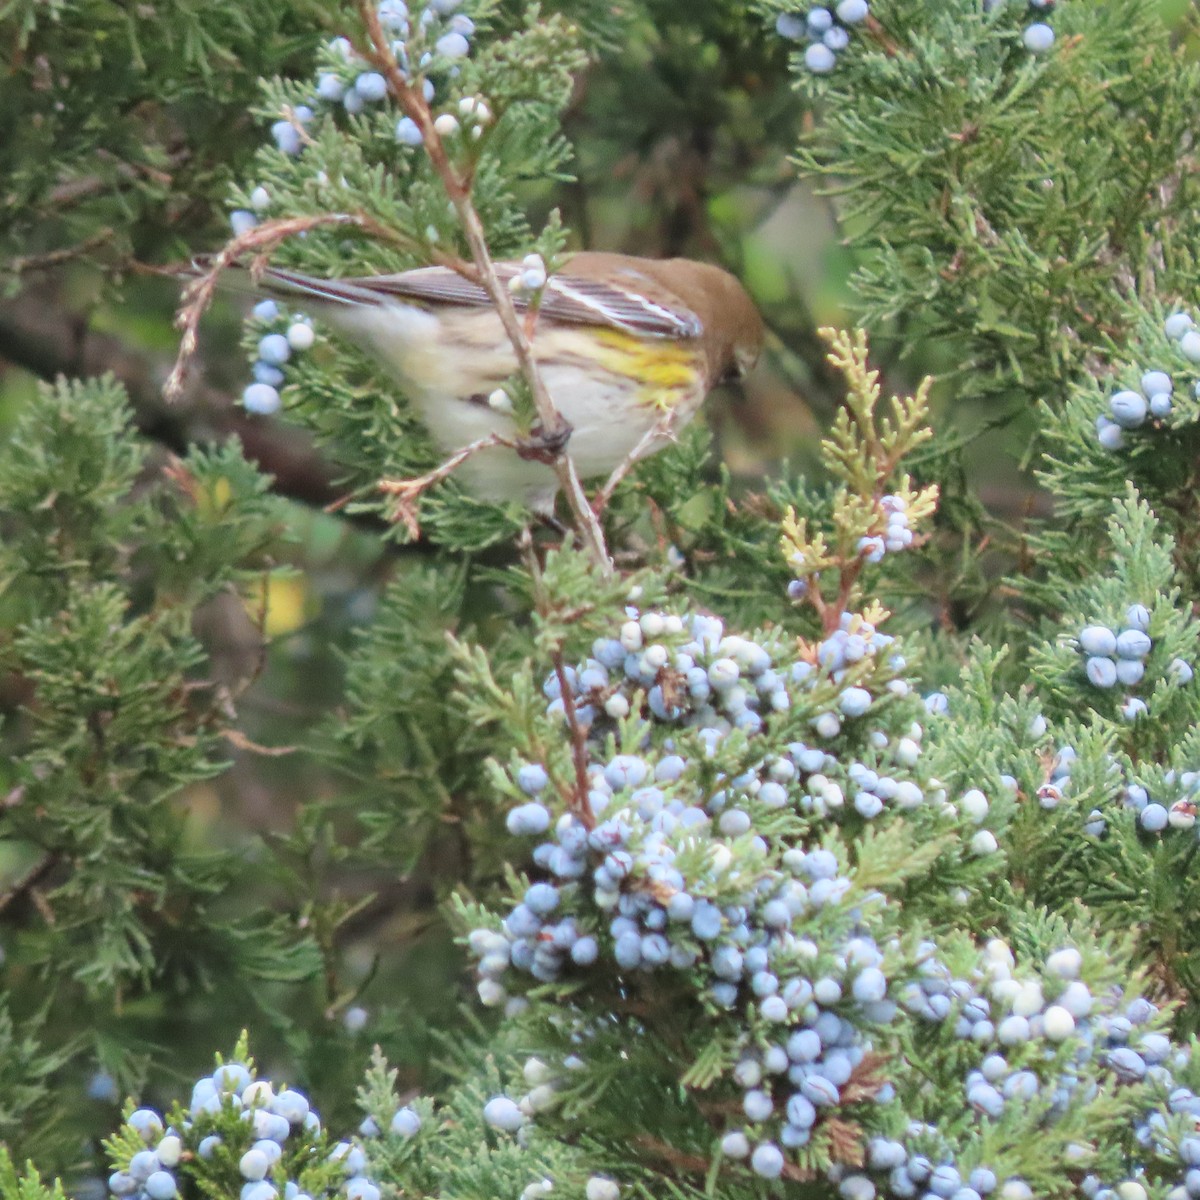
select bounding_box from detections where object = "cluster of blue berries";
[312,1,482,151]
[1036,740,1200,839]
[1095,310,1200,451]
[240,302,315,416]
[1096,370,1177,451]
[857,494,916,563]
[1166,309,1200,364]
[105,1062,415,1200]
[1077,606,1154,720]
[825,936,1200,1200]
[227,0,483,224]
[467,603,1012,1178]
[774,2,870,76]
[1122,775,1199,836]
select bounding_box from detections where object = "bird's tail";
[186,254,383,308]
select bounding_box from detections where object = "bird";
[195,251,764,513]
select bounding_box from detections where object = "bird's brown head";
[648,258,764,386]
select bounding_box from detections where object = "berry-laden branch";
[354,1,613,576]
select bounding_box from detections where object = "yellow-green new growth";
[780,329,939,631]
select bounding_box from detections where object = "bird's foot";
[515,420,573,464]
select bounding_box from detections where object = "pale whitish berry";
[776,13,806,38]
[239,1149,270,1181]
[230,210,258,236]
[436,31,470,58]
[1125,603,1151,631]
[355,72,388,101]
[1097,422,1125,450]
[1079,625,1117,656]
[249,186,271,211]
[287,322,315,351]
[959,788,988,822]
[483,1095,526,1131]
[258,333,291,366]
[156,1137,182,1168]
[1046,946,1081,978]
[721,1130,750,1159]
[750,1143,785,1179]
[970,830,998,856]
[837,0,869,22]
[391,1107,421,1137]
[1165,311,1195,339]
[243,1080,274,1106]
[805,43,837,74]
[1141,371,1171,397]
[270,122,301,155]
[1110,390,1147,428]
[396,117,424,145]
[823,26,850,51]
[128,1110,164,1141]
[1114,629,1151,660]
[1181,330,1200,362]
[243,384,281,415]
[1023,22,1054,52]
[585,1179,619,1200]
[144,1173,176,1200]
[1086,656,1117,688]
[808,7,834,32]
[1141,803,1168,831]
[434,114,460,137]
[317,73,346,102]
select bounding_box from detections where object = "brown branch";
[8,228,117,276]
[354,1,612,574]
[551,648,596,831]
[0,284,353,516]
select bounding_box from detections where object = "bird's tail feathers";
[188,254,381,308]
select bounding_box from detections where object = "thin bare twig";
[166,211,407,403]
[592,410,679,514]
[354,1,612,574]
[377,432,516,536]
[8,228,116,276]
[551,649,596,830]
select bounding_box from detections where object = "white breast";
[317,301,702,511]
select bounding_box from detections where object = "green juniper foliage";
[9,1,1200,1200]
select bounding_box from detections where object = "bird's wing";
[190,256,704,338]
[332,264,703,339]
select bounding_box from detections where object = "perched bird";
[199,251,763,512]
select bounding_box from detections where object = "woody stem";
[356,3,612,575]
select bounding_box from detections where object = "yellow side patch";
[588,329,701,408]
